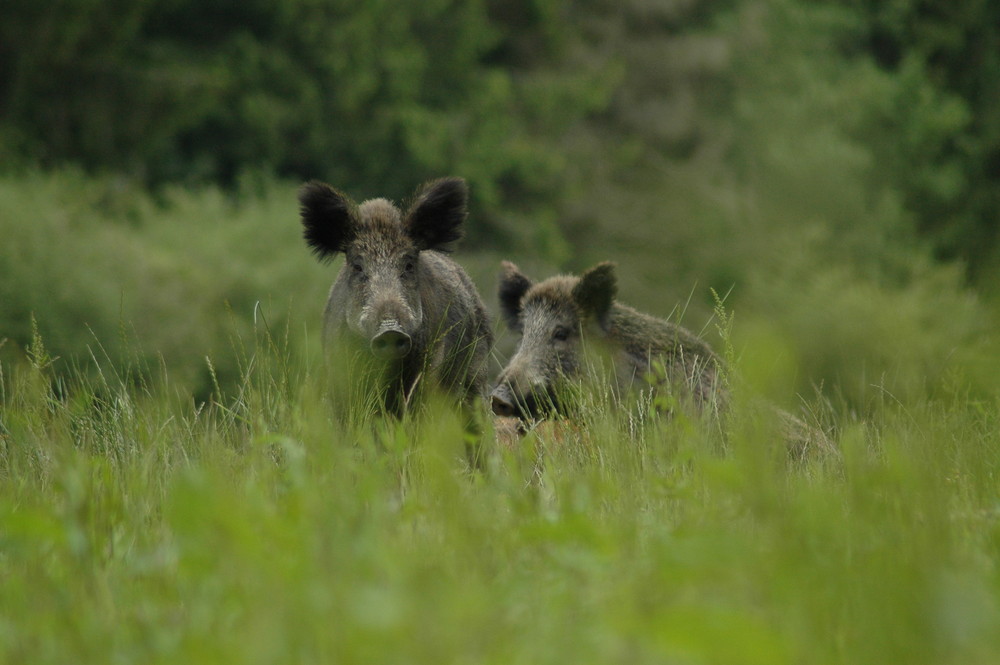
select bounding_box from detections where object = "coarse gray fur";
[491,261,724,420]
[299,177,493,414]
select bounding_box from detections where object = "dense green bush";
[0,170,329,395]
[707,0,996,406]
[844,0,1000,276]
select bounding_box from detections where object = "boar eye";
[351,263,364,274]
[403,261,415,273]
[552,326,570,342]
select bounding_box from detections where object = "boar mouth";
[490,385,561,421]
[370,321,413,360]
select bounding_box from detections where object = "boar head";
[491,261,617,419]
[300,178,467,360]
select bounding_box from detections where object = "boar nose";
[491,395,518,418]
[490,386,518,417]
[371,328,412,359]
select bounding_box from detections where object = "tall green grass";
[0,170,332,397]
[2,168,999,663]
[2,168,993,415]
[2,316,999,665]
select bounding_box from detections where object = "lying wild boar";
[490,261,724,420]
[299,177,493,414]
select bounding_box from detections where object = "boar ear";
[498,261,533,331]
[405,177,467,252]
[300,181,357,263]
[573,262,617,328]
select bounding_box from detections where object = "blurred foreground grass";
[2,313,1000,664]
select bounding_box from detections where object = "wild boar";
[490,261,724,420]
[300,177,493,414]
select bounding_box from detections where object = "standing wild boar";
[491,261,724,420]
[299,177,493,414]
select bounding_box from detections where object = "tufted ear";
[498,261,533,332]
[299,181,357,263]
[572,262,617,328]
[404,177,467,252]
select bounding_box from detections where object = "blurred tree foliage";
[0,0,613,248]
[1,0,998,273]
[838,0,1000,277]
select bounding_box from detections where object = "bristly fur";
[498,261,533,332]
[404,177,468,252]
[299,181,356,263]
[572,261,617,329]
[307,177,493,414]
[491,260,726,423]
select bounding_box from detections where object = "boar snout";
[490,385,518,418]
[370,322,412,360]
[490,383,546,420]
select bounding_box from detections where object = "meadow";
[3,168,1000,664]
[5,1,1000,661]
[3,287,1000,665]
